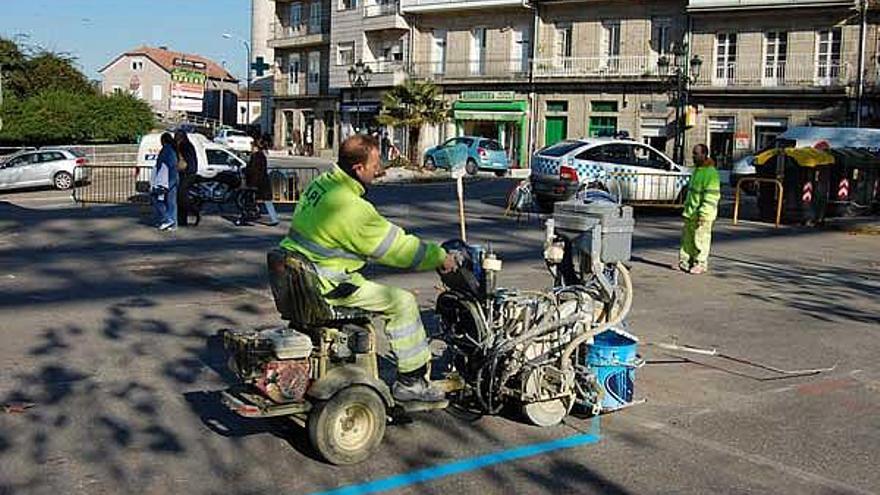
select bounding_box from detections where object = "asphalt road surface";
[0,178,877,495]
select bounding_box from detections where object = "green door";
[545,116,567,147]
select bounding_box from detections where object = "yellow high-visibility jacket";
[280,166,447,291]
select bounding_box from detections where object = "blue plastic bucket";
[586,330,639,411]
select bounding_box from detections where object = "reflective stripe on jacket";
[279,166,447,291]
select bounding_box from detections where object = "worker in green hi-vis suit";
[679,144,721,275]
[280,135,457,403]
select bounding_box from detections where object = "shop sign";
[735,132,750,150]
[460,91,516,101]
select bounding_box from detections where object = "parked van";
[733,127,880,181]
[136,132,246,189]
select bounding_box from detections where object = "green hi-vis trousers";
[679,217,714,270]
[328,279,430,373]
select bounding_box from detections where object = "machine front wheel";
[308,385,386,465]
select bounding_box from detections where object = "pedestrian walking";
[244,138,279,226]
[150,132,179,231]
[678,143,721,274]
[175,130,198,227]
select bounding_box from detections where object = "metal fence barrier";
[73,164,323,206]
[268,166,321,204]
[73,164,153,205]
[605,171,691,207]
[733,177,783,228]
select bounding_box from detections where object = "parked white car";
[213,128,254,153]
[530,138,692,210]
[0,149,89,191]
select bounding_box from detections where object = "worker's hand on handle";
[439,253,458,274]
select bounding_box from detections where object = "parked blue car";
[423,136,510,176]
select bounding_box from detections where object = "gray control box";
[553,200,634,263]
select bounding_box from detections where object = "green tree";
[0,37,154,145]
[376,80,449,166]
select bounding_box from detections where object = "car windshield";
[67,149,86,158]
[227,131,247,137]
[481,140,502,151]
[539,140,585,157]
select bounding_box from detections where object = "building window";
[337,42,355,66]
[289,3,303,34]
[470,28,487,75]
[547,101,568,113]
[816,28,842,86]
[555,22,573,71]
[714,33,737,85]
[432,30,447,75]
[763,32,787,86]
[511,26,530,73]
[152,85,163,101]
[601,20,621,71]
[130,60,144,71]
[591,101,618,113]
[588,116,617,137]
[308,2,322,33]
[307,51,320,94]
[339,0,357,10]
[288,54,301,94]
[652,17,672,56]
[111,85,123,94]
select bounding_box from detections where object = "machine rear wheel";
[308,385,386,465]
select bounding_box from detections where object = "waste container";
[754,147,835,225]
[827,148,880,216]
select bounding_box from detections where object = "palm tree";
[376,79,449,166]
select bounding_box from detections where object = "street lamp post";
[223,34,252,130]
[347,60,373,134]
[658,43,702,165]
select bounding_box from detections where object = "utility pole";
[856,0,868,127]
[0,65,4,133]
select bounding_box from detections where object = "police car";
[529,136,692,210]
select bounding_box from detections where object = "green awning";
[453,100,527,121]
[454,110,523,122]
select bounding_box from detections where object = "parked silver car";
[0,149,88,191]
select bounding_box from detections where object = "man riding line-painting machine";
[218,135,641,465]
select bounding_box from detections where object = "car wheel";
[54,171,74,190]
[465,159,478,176]
[424,156,436,170]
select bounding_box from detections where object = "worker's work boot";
[393,378,445,403]
[393,366,445,403]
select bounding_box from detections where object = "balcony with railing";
[400,0,526,14]
[274,73,324,97]
[532,55,662,79]
[692,57,851,90]
[330,59,407,89]
[410,58,530,82]
[268,20,329,49]
[362,1,408,31]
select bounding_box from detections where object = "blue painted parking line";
[310,419,601,495]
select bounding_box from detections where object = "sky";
[0,0,251,80]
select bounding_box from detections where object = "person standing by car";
[175,130,198,227]
[678,144,721,274]
[244,139,279,226]
[151,132,179,231]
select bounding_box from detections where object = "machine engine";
[222,327,313,403]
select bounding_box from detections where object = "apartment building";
[404,0,536,166]
[269,0,337,157]
[687,0,876,167]
[330,0,409,139]
[255,0,878,164]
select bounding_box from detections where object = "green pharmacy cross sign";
[251,56,271,77]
